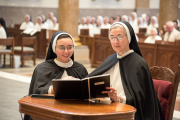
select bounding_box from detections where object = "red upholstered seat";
[153,79,172,120]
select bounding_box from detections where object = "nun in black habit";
[86,21,162,120]
[24,31,88,120]
[28,31,88,95]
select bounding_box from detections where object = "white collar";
[117,50,134,59]
[54,58,73,68]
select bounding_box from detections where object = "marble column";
[159,0,179,31]
[58,0,81,46]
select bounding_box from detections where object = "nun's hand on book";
[102,87,119,102]
[62,76,74,80]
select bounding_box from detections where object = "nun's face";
[25,16,29,23]
[131,14,135,20]
[55,38,74,63]
[151,29,157,37]
[37,18,42,24]
[151,18,155,24]
[109,27,130,56]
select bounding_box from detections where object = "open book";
[52,74,110,99]
[23,28,38,36]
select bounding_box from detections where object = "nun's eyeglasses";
[110,35,126,41]
[56,45,74,51]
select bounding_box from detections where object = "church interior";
[0,0,180,119]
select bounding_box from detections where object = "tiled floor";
[0,58,180,120]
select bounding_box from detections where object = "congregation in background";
[78,12,180,43]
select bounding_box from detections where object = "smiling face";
[55,37,74,63]
[109,27,130,56]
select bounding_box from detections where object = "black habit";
[86,21,162,120]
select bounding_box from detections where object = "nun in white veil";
[78,17,87,35]
[144,27,162,44]
[146,16,159,36]
[34,16,48,31]
[20,14,34,30]
[130,12,139,34]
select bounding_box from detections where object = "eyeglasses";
[56,45,74,51]
[110,35,126,41]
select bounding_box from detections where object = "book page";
[30,29,38,36]
[23,28,34,34]
[81,74,110,81]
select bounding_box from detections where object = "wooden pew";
[7,28,47,58]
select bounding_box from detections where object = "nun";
[20,14,34,30]
[130,12,139,34]
[28,31,88,95]
[86,21,162,120]
[24,32,88,120]
[144,28,162,44]
[49,16,59,30]
[146,16,159,36]
[34,16,49,31]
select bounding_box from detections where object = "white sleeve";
[48,85,52,94]
[119,91,126,104]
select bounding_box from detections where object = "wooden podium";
[18,96,136,120]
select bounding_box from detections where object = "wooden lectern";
[18,96,136,120]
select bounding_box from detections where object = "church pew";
[7,28,47,58]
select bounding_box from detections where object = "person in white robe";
[34,16,49,32]
[146,16,159,36]
[41,15,49,29]
[92,18,102,35]
[164,21,180,42]
[20,14,34,30]
[46,12,54,29]
[121,15,139,42]
[121,15,128,22]
[141,14,148,28]
[101,16,111,29]
[109,17,115,25]
[130,12,139,34]
[144,28,162,44]
[0,18,8,67]
[78,17,87,35]
[84,16,94,37]
[49,17,59,31]
[91,17,96,27]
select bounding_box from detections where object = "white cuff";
[121,95,126,104]
[48,85,52,94]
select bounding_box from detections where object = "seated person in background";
[130,12,138,34]
[49,17,58,30]
[91,17,96,27]
[20,14,34,30]
[109,17,115,24]
[25,31,88,120]
[114,15,121,22]
[146,16,158,36]
[141,14,148,28]
[159,24,167,38]
[41,15,49,29]
[0,18,7,39]
[84,16,93,37]
[144,28,162,44]
[34,16,49,31]
[101,16,111,29]
[78,17,87,35]
[46,12,54,28]
[0,18,9,67]
[164,21,180,42]
[86,21,162,120]
[93,18,102,35]
[121,15,128,22]
[173,20,180,31]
